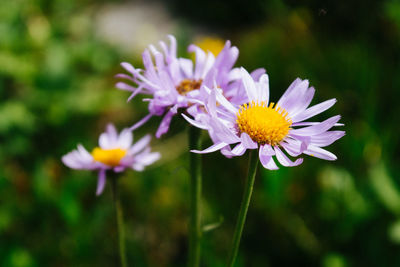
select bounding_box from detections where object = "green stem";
[227,149,259,267]
[188,126,202,267]
[111,175,128,267]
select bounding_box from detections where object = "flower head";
[62,124,160,195]
[184,68,345,169]
[116,35,250,138]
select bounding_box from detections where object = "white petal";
[191,142,228,154]
[304,145,337,161]
[240,133,258,149]
[129,135,151,155]
[240,67,257,102]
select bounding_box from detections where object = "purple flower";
[183,68,345,169]
[116,35,252,138]
[62,124,160,195]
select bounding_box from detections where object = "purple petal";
[116,82,135,92]
[117,129,133,149]
[281,141,302,157]
[188,44,206,80]
[135,151,161,166]
[191,142,228,154]
[129,134,152,155]
[96,169,107,196]
[259,145,278,170]
[148,45,165,72]
[304,145,337,161]
[209,118,240,144]
[200,52,215,78]
[214,87,238,115]
[167,35,177,58]
[230,143,246,156]
[274,146,303,167]
[310,131,345,147]
[292,99,337,123]
[120,62,136,74]
[250,68,266,80]
[240,67,257,102]
[290,115,341,136]
[256,74,270,103]
[142,50,158,81]
[240,133,258,149]
[179,58,194,78]
[182,114,208,130]
[287,87,315,118]
[155,110,175,138]
[126,85,145,102]
[129,114,153,132]
[114,166,125,172]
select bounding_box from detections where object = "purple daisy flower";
[116,35,254,138]
[62,124,160,195]
[183,68,345,169]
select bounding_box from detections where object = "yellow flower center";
[236,101,292,146]
[195,37,225,56]
[91,147,127,167]
[176,79,202,95]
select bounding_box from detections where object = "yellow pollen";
[91,147,127,167]
[176,79,202,95]
[236,101,292,146]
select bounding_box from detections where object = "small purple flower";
[62,124,160,195]
[116,35,254,138]
[183,68,345,169]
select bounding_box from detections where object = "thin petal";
[274,146,303,167]
[115,82,135,92]
[250,68,266,80]
[290,115,341,136]
[135,151,161,166]
[259,145,279,170]
[96,169,107,196]
[129,114,153,131]
[117,129,133,149]
[129,135,151,155]
[191,142,228,154]
[240,133,257,149]
[310,131,345,147]
[304,145,337,161]
[281,141,302,157]
[179,58,193,78]
[230,143,246,156]
[240,67,257,102]
[292,99,337,123]
[214,87,238,115]
[120,62,136,75]
[182,114,208,130]
[155,111,175,138]
[257,74,270,103]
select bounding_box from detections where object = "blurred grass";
[1,0,400,266]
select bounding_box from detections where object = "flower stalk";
[227,149,259,267]
[188,126,202,267]
[110,174,128,267]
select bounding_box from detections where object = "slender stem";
[110,175,128,267]
[227,149,259,267]
[188,126,202,267]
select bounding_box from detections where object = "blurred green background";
[1,0,400,266]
